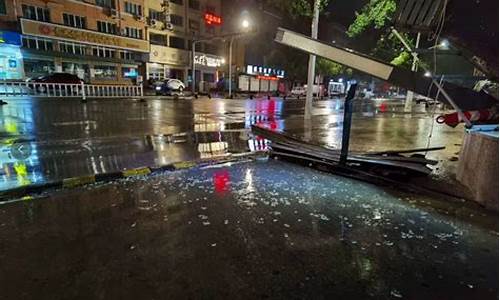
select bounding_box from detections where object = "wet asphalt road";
[0,96,462,191]
[0,97,497,299]
[0,159,497,299]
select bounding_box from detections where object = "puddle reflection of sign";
[213,170,230,193]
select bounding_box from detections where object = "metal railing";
[0,82,143,98]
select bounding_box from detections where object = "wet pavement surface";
[0,96,462,192]
[0,160,497,299]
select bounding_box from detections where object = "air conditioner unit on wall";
[134,14,145,22]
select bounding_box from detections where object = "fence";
[0,82,143,98]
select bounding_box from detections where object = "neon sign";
[204,13,222,25]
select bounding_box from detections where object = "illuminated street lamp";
[241,19,250,29]
[228,17,252,98]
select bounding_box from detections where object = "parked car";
[27,73,84,94]
[28,73,84,84]
[155,78,185,95]
[415,94,439,105]
[290,86,306,97]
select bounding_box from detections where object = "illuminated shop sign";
[195,54,223,67]
[246,64,284,78]
[204,13,222,25]
[257,75,278,81]
[0,31,22,46]
[21,19,149,52]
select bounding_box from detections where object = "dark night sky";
[222,0,498,70]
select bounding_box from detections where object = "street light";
[228,17,252,98]
[241,19,250,29]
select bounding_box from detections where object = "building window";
[124,2,142,16]
[92,46,116,58]
[203,73,214,82]
[22,36,53,51]
[169,36,185,49]
[122,67,138,78]
[0,0,6,15]
[63,13,86,29]
[188,0,200,10]
[62,62,89,81]
[124,27,143,39]
[22,5,50,22]
[170,0,183,5]
[94,65,117,79]
[187,40,202,51]
[149,9,162,20]
[97,21,117,34]
[119,51,134,60]
[170,14,183,26]
[24,59,55,78]
[204,43,218,55]
[205,5,215,13]
[95,0,115,8]
[59,42,87,56]
[148,64,164,80]
[189,19,200,31]
[149,33,167,45]
[205,25,215,34]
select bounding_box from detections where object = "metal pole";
[391,28,472,127]
[192,40,196,94]
[81,81,86,102]
[228,37,234,98]
[404,31,420,112]
[305,0,320,119]
[339,82,358,165]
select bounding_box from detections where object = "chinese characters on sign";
[204,13,222,25]
[195,54,223,67]
[246,65,285,78]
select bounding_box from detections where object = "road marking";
[173,161,196,170]
[63,175,96,188]
[122,167,151,177]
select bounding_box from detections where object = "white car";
[156,78,185,95]
[290,86,306,97]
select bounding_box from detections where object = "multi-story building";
[0,0,223,87]
[0,0,149,84]
[143,0,224,90]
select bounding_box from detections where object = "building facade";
[144,0,224,90]
[0,0,223,87]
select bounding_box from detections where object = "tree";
[346,0,397,38]
[263,0,331,18]
[345,0,426,70]
[315,57,352,78]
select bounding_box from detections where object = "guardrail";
[0,82,143,98]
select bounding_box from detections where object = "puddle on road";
[0,98,458,192]
[0,159,496,299]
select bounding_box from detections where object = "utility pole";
[305,0,320,119]
[404,32,420,112]
[228,36,234,98]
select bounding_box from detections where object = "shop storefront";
[0,31,24,80]
[20,19,148,84]
[146,44,189,84]
[191,53,224,92]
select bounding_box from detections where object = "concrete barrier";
[457,130,499,210]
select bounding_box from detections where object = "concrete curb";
[0,153,265,203]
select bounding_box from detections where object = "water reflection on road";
[0,97,455,190]
[0,160,496,299]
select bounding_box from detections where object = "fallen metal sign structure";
[251,125,441,177]
[274,27,497,111]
